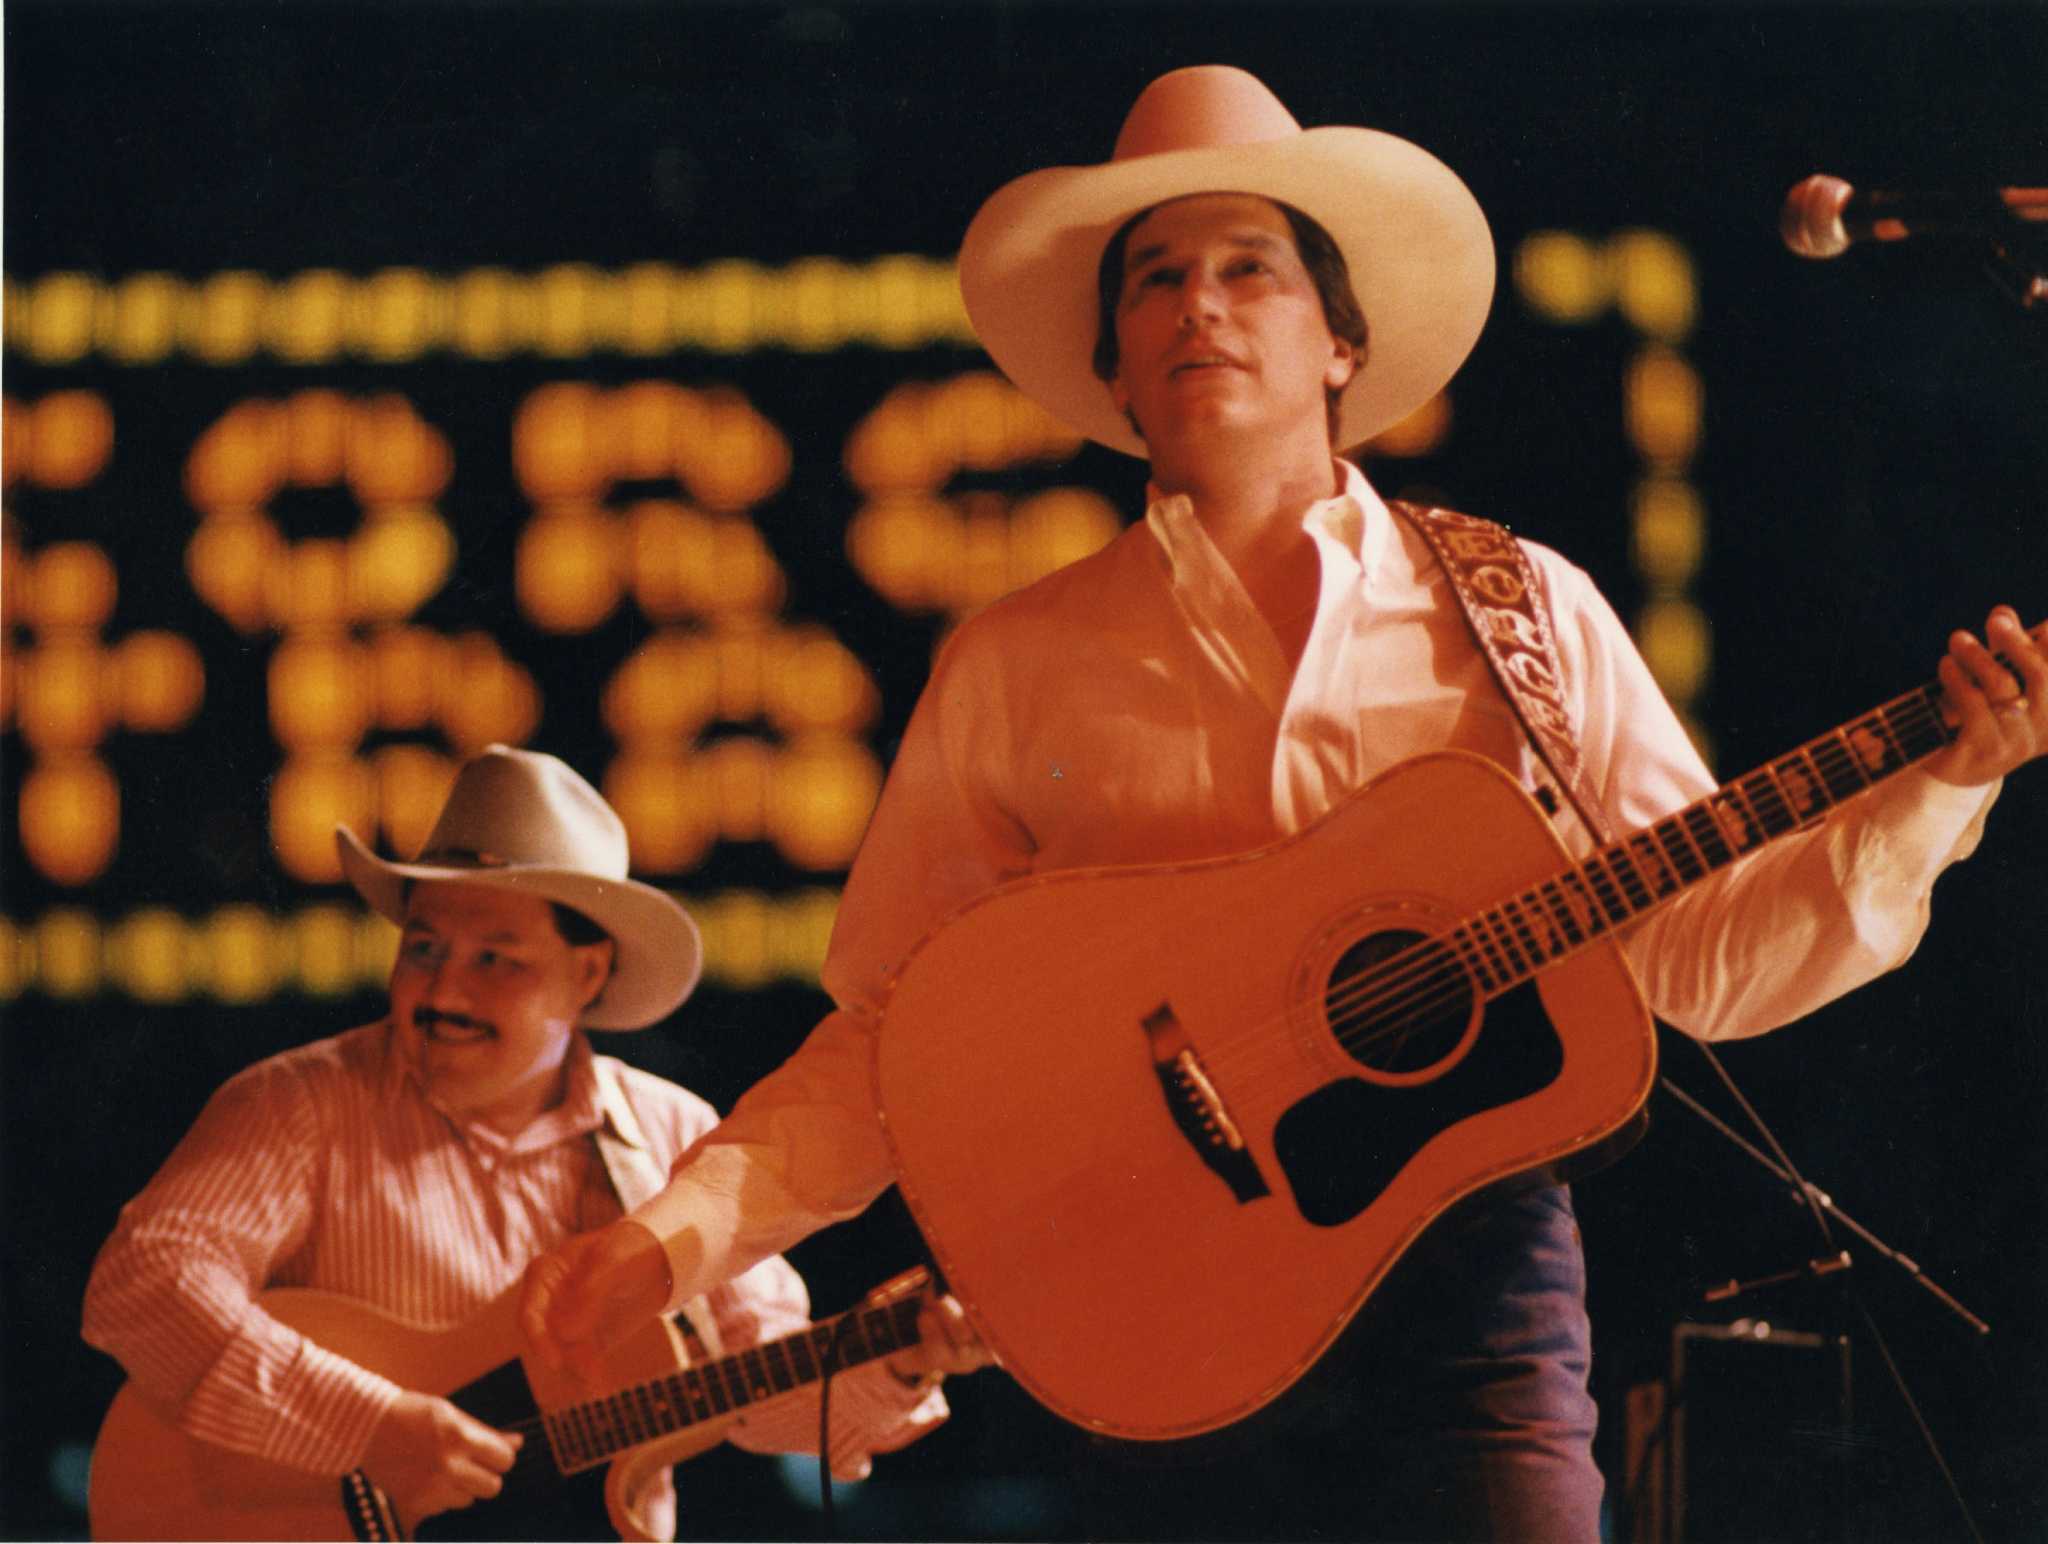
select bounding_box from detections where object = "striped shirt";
[82,1021,942,1493]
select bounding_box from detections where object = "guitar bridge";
[1141,1003,1271,1204]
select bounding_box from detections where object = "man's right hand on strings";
[362,1389,522,1523]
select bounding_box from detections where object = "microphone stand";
[1658,1075,1989,1335]
[1979,234,2048,315]
[1659,1040,1990,1543]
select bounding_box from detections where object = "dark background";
[5,2,2046,1539]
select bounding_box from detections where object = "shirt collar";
[380,1020,637,1157]
[1141,456,1390,589]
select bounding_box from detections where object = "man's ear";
[1108,376,1148,443]
[1325,341,1358,392]
[574,941,615,1011]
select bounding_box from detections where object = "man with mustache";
[83,746,970,1538]
[521,68,2046,1539]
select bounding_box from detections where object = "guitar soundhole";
[1324,929,1475,1084]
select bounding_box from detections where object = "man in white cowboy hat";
[83,745,975,1539]
[519,67,2047,1538]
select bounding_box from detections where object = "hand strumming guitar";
[361,1389,522,1523]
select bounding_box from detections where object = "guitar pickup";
[1141,1003,1271,1204]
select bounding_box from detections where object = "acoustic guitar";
[876,671,1974,1439]
[89,1267,930,1541]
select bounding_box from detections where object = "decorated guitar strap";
[590,1057,725,1361]
[1387,501,1614,846]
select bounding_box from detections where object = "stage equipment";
[1652,1048,1990,1542]
[1780,175,2048,258]
[1624,1318,1853,1543]
[1780,173,2048,313]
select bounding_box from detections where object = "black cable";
[816,1307,863,1536]
[1684,1040,1986,1544]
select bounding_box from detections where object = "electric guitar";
[875,669,1979,1439]
[88,1267,931,1541]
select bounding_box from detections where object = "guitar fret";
[1557,870,1606,941]
[1783,744,1834,814]
[1864,710,1909,774]
[1705,789,1761,857]
[650,1378,683,1432]
[1519,888,1564,963]
[1740,767,1798,839]
[787,1334,819,1383]
[561,1403,589,1464]
[544,1410,581,1469]
[739,1347,773,1403]
[700,1364,732,1415]
[1473,910,1517,978]
[1667,807,1710,871]
[862,1307,895,1355]
[1540,879,1589,948]
[1580,851,1633,926]
[1498,901,1541,973]
[566,1403,598,1464]
[1624,832,1676,897]
[1450,926,1499,995]
[836,1317,872,1365]
[680,1367,713,1422]
[763,1339,798,1393]
[1809,732,1871,800]
[1602,844,1653,912]
[1892,692,1951,759]
[610,1393,635,1452]
[595,1394,623,1455]
[717,1357,750,1409]
[1474,921,1513,988]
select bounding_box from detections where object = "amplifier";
[1623,1319,1853,1542]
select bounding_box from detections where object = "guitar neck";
[543,1270,929,1475]
[1453,677,1956,994]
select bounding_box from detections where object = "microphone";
[1780,174,2048,259]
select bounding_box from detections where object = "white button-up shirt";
[637,461,1994,1309]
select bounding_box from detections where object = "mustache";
[413,1007,494,1037]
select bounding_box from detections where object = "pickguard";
[1272,981,1563,1227]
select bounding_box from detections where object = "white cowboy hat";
[958,65,1495,457]
[337,745,701,1030]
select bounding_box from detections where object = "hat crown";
[414,745,630,879]
[1111,66,1304,162]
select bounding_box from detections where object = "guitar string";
[1300,694,1948,1046]
[1274,719,1946,1073]
[1295,693,1946,1048]
[1182,695,1949,1084]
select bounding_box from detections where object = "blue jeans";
[1079,1185,1603,1542]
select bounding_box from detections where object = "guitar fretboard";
[542,1279,927,1475]
[1439,680,1954,998]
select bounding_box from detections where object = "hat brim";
[958,125,1495,457]
[337,826,702,1031]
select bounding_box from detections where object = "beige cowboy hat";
[958,65,1494,457]
[337,745,701,1030]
